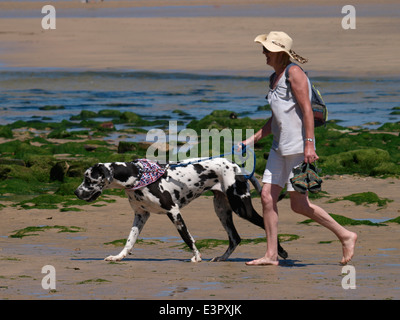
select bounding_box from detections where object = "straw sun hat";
[254,31,308,64]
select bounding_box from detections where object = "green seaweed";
[70,110,98,120]
[257,104,271,111]
[172,109,190,116]
[321,148,399,176]
[0,125,13,138]
[0,111,399,214]
[76,278,110,285]
[187,110,266,135]
[47,129,75,139]
[300,213,387,226]
[0,140,52,160]
[69,109,168,128]
[15,190,111,210]
[54,178,82,195]
[377,121,400,132]
[387,216,400,224]
[187,111,400,176]
[104,239,128,247]
[39,105,65,111]
[328,192,393,207]
[0,178,55,196]
[17,194,69,210]
[104,239,161,246]
[10,225,84,238]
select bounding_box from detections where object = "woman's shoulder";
[287,64,307,84]
[287,64,304,76]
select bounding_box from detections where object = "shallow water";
[0,70,399,137]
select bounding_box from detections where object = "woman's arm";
[242,116,273,147]
[288,66,319,163]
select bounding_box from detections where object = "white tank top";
[267,68,312,156]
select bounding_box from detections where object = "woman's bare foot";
[340,232,358,265]
[246,256,279,266]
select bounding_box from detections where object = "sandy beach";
[0,0,399,76]
[1,0,400,303]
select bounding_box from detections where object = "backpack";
[285,63,328,127]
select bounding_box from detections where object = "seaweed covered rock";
[377,121,400,132]
[0,125,13,139]
[25,154,57,182]
[119,112,144,124]
[47,129,72,139]
[50,161,69,182]
[187,110,266,134]
[318,148,399,176]
[118,141,138,153]
[0,140,50,160]
[65,159,99,178]
[117,141,149,156]
[70,110,97,120]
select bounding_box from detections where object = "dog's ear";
[130,160,142,176]
[92,164,113,183]
[101,165,113,183]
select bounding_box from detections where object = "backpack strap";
[268,63,305,99]
[285,62,303,91]
[285,62,311,100]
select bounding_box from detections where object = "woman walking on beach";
[242,31,357,266]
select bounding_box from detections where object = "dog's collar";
[128,159,166,190]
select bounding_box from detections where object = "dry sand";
[1,0,400,302]
[0,0,399,76]
[1,175,399,300]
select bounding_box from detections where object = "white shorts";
[262,149,304,191]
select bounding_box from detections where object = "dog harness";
[130,159,166,190]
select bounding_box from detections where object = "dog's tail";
[249,175,288,202]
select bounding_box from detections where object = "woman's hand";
[235,141,247,153]
[304,142,319,163]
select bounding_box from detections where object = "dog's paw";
[104,255,123,262]
[190,254,202,263]
[210,256,225,262]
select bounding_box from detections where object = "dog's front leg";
[167,209,202,262]
[104,211,150,261]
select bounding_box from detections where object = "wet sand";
[1,175,399,300]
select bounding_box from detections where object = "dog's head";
[74,163,113,202]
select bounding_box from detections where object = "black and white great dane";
[74,158,288,262]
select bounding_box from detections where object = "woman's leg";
[290,191,357,264]
[246,183,282,266]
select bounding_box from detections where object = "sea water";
[0,70,399,137]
